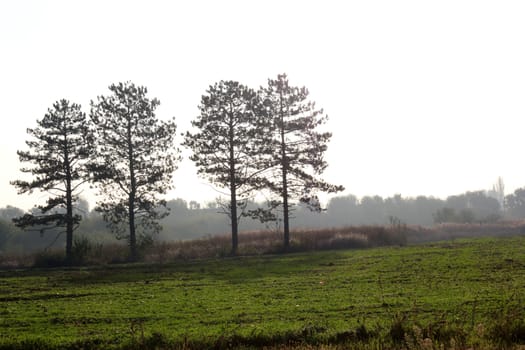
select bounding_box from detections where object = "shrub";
[389,313,409,344]
[33,251,65,268]
[70,236,92,265]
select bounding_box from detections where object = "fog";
[4,184,524,254]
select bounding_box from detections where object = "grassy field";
[1,236,525,349]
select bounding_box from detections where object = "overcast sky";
[1,1,524,211]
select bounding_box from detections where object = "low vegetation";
[1,235,525,349]
[0,225,405,268]
[3,222,525,268]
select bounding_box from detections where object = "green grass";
[1,236,525,349]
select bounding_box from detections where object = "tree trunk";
[282,165,290,250]
[230,181,238,256]
[63,124,73,265]
[279,91,290,251]
[129,193,137,261]
[127,113,137,262]
[65,178,73,264]
[229,109,238,255]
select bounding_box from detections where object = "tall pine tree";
[90,82,180,261]
[184,81,266,255]
[11,100,93,263]
[258,74,344,249]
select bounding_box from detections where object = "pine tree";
[11,100,92,263]
[184,81,265,255]
[258,74,344,249]
[90,82,180,261]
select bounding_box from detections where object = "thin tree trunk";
[282,165,290,250]
[230,180,238,255]
[129,192,136,261]
[229,109,238,255]
[63,118,73,264]
[279,91,290,251]
[65,177,73,264]
[127,113,137,262]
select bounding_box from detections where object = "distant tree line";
[3,186,525,255]
[325,191,502,227]
[9,75,342,261]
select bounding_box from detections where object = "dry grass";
[95,220,525,265]
[140,225,408,264]
[407,220,525,243]
[2,221,525,268]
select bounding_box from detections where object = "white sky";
[1,1,524,211]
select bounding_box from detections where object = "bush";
[388,313,409,344]
[33,251,65,268]
[70,236,92,265]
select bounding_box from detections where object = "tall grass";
[2,221,525,268]
[1,225,405,267]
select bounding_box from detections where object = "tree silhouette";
[257,74,344,249]
[11,100,92,263]
[184,81,266,255]
[90,82,180,261]
[505,188,525,219]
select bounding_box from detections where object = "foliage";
[90,81,180,261]
[1,237,524,349]
[0,219,14,251]
[10,100,92,263]
[433,191,503,224]
[32,251,65,268]
[5,221,524,268]
[184,81,265,255]
[70,236,92,265]
[0,206,25,221]
[506,187,525,219]
[0,195,519,256]
[255,73,344,249]
[31,236,95,267]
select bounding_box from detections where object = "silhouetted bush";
[33,252,65,268]
[70,236,92,265]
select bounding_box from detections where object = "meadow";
[1,235,525,349]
